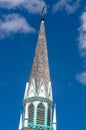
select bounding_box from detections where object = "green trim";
[23,123,53,130]
[53,122,56,124]
[24,118,29,121]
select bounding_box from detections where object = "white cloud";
[0,14,36,38]
[0,0,47,14]
[52,0,81,14]
[76,71,86,85]
[78,12,86,57]
[76,11,86,85]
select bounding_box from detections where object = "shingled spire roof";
[29,19,50,92]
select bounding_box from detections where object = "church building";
[18,11,57,130]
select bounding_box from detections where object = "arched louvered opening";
[37,103,45,125]
[28,103,34,123]
[47,106,51,126]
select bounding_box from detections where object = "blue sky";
[0,0,86,130]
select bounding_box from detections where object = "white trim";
[19,113,23,130]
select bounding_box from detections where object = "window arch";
[37,103,45,125]
[28,103,34,123]
[47,106,51,126]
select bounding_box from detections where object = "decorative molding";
[23,97,54,106]
[26,79,53,100]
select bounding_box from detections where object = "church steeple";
[18,12,57,130]
[29,18,50,93]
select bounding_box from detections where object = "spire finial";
[41,6,45,21]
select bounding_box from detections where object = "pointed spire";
[19,113,23,130]
[29,17,50,93]
[24,82,29,100]
[53,105,57,130]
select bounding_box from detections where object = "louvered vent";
[37,103,45,125]
[47,107,51,126]
[28,103,34,123]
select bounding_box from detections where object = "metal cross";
[42,6,45,20]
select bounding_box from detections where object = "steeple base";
[22,128,35,130]
[22,126,53,130]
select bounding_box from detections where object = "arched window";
[28,103,34,123]
[37,103,45,125]
[47,107,51,126]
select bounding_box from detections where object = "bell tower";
[18,9,57,130]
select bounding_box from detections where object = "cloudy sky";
[0,0,86,130]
